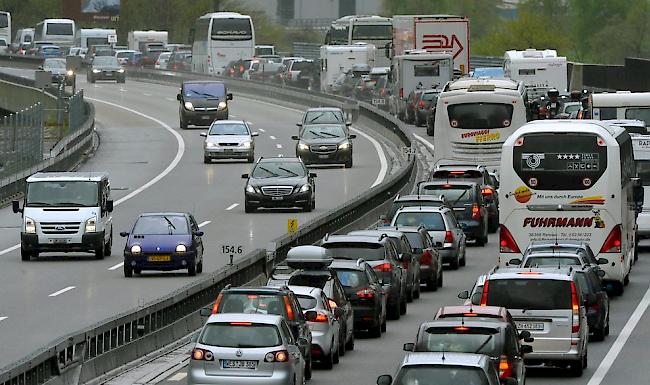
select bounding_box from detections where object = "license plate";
[319,155,330,159]
[202,116,212,119]
[105,72,112,76]
[148,255,171,262]
[224,149,233,153]
[52,239,68,244]
[272,196,284,201]
[222,360,257,369]
[372,99,386,105]
[516,321,544,331]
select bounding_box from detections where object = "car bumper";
[90,72,125,81]
[420,264,437,281]
[181,109,228,125]
[310,330,335,358]
[187,366,294,385]
[524,344,583,363]
[124,251,196,271]
[438,248,457,263]
[458,220,484,238]
[205,148,253,159]
[350,304,381,330]
[21,232,103,252]
[245,191,311,208]
[296,148,351,165]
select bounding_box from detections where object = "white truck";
[127,30,168,51]
[389,51,453,119]
[320,43,376,92]
[392,15,470,74]
[503,49,568,92]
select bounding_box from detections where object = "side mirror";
[309,173,317,178]
[304,310,318,322]
[457,290,470,300]
[597,257,609,265]
[296,122,303,127]
[199,307,212,317]
[349,134,357,139]
[194,230,204,237]
[520,344,533,354]
[241,173,249,179]
[12,200,22,214]
[470,292,482,306]
[377,375,393,385]
[119,231,129,237]
[176,93,182,101]
[346,121,352,126]
[507,258,522,266]
[297,337,309,346]
[251,132,259,137]
[597,269,606,278]
[291,135,299,140]
[402,342,414,351]
[227,93,233,100]
[106,200,114,213]
[334,307,345,318]
[200,132,207,137]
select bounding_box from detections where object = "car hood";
[298,137,347,146]
[248,176,307,188]
[206,134,251,144]
[127,234,191,253]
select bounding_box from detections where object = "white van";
[590,91,650,128]
[320,43,376,92]
[504,49,568,92]
[13,28,34,45]
[12,172,114,261]
[432,77,527,170]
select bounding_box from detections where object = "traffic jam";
[3,6,650,385]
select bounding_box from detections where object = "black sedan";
[88,56,126,83]
[293,124,355,168]
[242,157,316,212]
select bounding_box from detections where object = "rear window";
[288,273,329,289]
[419,185,474,204]
[625,108,650,126]
[388,200,445,220]
[211,18,252,40]
[414,63,441,77]
[393,212,446,231]
[46,23,73,36]
[322,242,385,261]
[291,61,312,71]
[486,279,572,310]
[421,92,438,101]
[448,103,514,129]
[404,233,424,249]
[200,323,281,348]
[415,326,500,356]
[296,295,317,310]
[431,170,483,180]
[218,293,285,315]
[513,133,607,190]
[334,269,368,288]
[523,256,581,267]
[636,160,650,186]
[394,366,488,385]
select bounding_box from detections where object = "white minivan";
[12,172,114,261]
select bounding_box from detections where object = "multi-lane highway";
[0,71,394,368]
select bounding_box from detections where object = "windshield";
[422,92,439,101]
[322,242,385,261]
[184,82,225,98]
[416,327,499,356]
[523,256,582,267]
[420,185,473,203]
[46,23,73,36]
[394,366,489,385]
[388,200,444,220]
[393,212,446,231]
[93,56,119,66]
[448,103,514,130]
[218,293,285,315]
[252,161,306,178]
[636,160,650,186]
[209,123,248,136]
[132,215,189,235]
[291,61,312,71]
[44,59,66,68]
[626,108,650,126]
[0,14,7,28]
[26,181,99,207]
[327,24,349,44]
[414,63,441,77]
[211,18,252,41]
[334,269,368,288]
[351,24,392,40]
[403,233,424,249]
[200,323,281,348]
[302,125,345,139]
[486,279,572,310]
[117,51,134,59]
[304,111,344,124]
[296,295,317,310]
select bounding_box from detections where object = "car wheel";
[476,236,486,247]
[488,220,499,233]
[333,342,340,364]
[244,201,256,213]
[406,283,414,302]
[604,315,610,336]
[247,155,254,163]
[203,156,211,164]
[592,324,606,341]
[438,269,444,287]
[134,268,142,274]
[400,295,407,315]
[370,322,382,338]
[426,277,436,291]
[569,358,584,377]
[388,296,401,320]
[188,262,197,276]
[380,316,387,332]
[95,239,105,260]
[124,264,133,277]
[338,332,346,357]
[612,282,624,296]
[450,255,460,270]
[322,349,334,370]
[624,274,630,286]
[20,247,31,261]
[413,279,421,299]
[427,124,434,136]
[460,252,467,267]
[104,230,112,257]
[180,119,188,130]
[197,259,203,274]
[345,330,355,350]
[303,201,312,212]
[304,357,312,380]
[344,158,353,168]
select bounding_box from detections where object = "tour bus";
[591,91,650,129]
[35,19,75,48]
[0,11,11,44]
[191,12,255,75]
[432,77,528,170]
[503,49,568,92]
[630,130,650,242]
[498,120,643,295]
[325,15,392,66]
[76,28,117,50]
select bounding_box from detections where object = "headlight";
[66,70,74,76]
[85,216,97,233]
[298,143,309,151]
[130,244,142,254]
[206,142,217,148]
[246,185,257,194]
[299,184,311,193]
[241,141,251,148]
[176,244,187,253]
[218,101,227,110]
[118,68,125,73]
[92,69,101,73]
[25,217,36,234]
[338,141,350,150]
[184,101,194,111]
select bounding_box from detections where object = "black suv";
[575,266,610,341]
[242,157,317,212]
[292,124,356,168]
[320,234,407,320]
[381,194,450,226]
[418,181,489,246]
[208,285,314,379]
[330,259,387,337]
[177,81,232,129]
[430,163,499,232]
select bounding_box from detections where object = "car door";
[366,265,386,318]
[189,215,203,258]
[280,320,304,379]
[446,210,466,255]
[333,279,353,340]
[289,294,312,358]
[387,241,405,290]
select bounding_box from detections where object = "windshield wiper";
[307,131,326,139]
[278,167,300,177]
[162,216,176,234]
[451,189,470,207]
[308,112,326,123]
[318,132,341,138]
[257,166,279,177]
[474,335,493,354]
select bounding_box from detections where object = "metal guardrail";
[0,67,415,385]
[0,53,43,69]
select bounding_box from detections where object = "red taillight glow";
[192,348,214,361]
[499,356,513,378]
[454,326,470,331]
[230,322,252,326]
[356,288,375,299]
[373,262,393,272]
[284,296,295,321]
[481,187,494,196]
[211,293,224,314]
[265,350,289,362]
[571,281,580,333]
[421,249,432,266]
[499,225,520,253]
[600,224,622,253]
[313,312,329,323]
[450,171,466,175]
[472,204,481,220]
[463,313,478,317]
[444,230,453,244]
[480,280,489,306]
[418,101,425,109]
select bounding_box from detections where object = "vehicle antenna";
[442,346,446,361]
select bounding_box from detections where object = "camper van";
[504,49,568,92]
[320,43,376,92]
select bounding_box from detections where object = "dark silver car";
[87,56,125,83]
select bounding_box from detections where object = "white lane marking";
[168,372,187,381]
[246,121,254,126]
[198,220,211,228]
[276,143,283,149]
[230,114,237,118]
[166,97,175,101]
[0,245,20,256]
[225,203,239,211]
[259,128,266,132]
[86,97,186,206]
[108,262,124,271]
[48,286,76,297]
[0,317,8,322]
[413,133,435,154]
[143,92,152,96]
[269,135,277,140]
[246,98,388,187]
[119,88,127,92]
[586,284,650,385]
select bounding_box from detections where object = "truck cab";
[13,172,114,261]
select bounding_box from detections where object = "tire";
[197,259,203,274]
[413,280,421,299]
[338,331,346,357]
[624,274,630,286]
[134,268,142,275]
[400,295,407,315]
[244,201,256,213]
[488,220,499,233]
[247,155,254,163]
[460,253,467,267]
[438,270,444,287]
[380,316,387,333]
[406,283,414,302]
[188,262,197,276]
[311,199,316,210]
[333,343,340,364]
[612,282,624,296]
[426,124,434,136]
[124,264,133,277]
[344,158,353,168]
[476,236,486,247]
[345,330,355,351]
[203,156,211,164]
[592,324,606,341]
[20,247,31,261]
[180,119,188,129]
[450,255,460,270]
[104,231,112,257]
[95,239,105,260]
[303,201,312,212]
[322,350,334,370]
[426,277,437,291]
[569,358,584,377]
[605,315,610,336]
[304,357,312,380]
[388,296,401,320]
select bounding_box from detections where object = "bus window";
[47,23,73,36]
[625,107,650,125]
[513,133,607,190]
[351,25,392,40]
[448,103,514,129]
[211,18,252,40]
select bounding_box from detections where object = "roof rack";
[379,233,389,241]
[356,258,365,266]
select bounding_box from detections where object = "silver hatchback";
[201,120,258,163]
[188,313,306,385]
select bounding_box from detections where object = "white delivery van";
[12,172,114,261]
[591,91,650,129]
[389,51,453,119]
[320,43,376,92]
[504,49,568,92]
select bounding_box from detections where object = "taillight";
[571,281,580,333]
[288,72,293,80]
[192,348,214,361]
[283,296,295,320]
[264,350,289,362]
[421,249,432,266]
[356,288,375,299]
[499,225,520,253]
[373,262,393,272]
[600,224,622,253]
[481,187,494,196]
[498,355,513,378]
[471,204,481,220]
[399,88,404,98]
[380,88,386,97]
[444,230,453,246]
[328,299,338,309]
[312,312,329,323]
[480,280,489,306]
[418,101,425,109]
[211,293,224,314]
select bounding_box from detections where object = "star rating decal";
[556,154,580,160]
